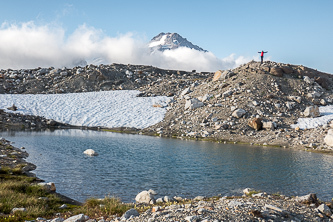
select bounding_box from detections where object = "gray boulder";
[304,76,314,84]
[163,196,174,202]
[303,106,320,117]
[222,90,233,98]
[316,204,332,217]
[122,208,139,220]
[263,121,277,130]
[307,92,322,98]
[232,109,246,118]
[185,98,204,110]
[135,190,156,204]
[295,193,318,204]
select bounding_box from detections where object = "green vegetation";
[0,174,65,221]
[74,196,132,218]
[0,168,134,221]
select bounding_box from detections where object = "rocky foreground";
[120,194,333,222]
[47,193,333,222]
[2,61,333,154]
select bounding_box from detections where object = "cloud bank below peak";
[0,22,250,72]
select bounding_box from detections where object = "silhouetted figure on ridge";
[258,51,268,64]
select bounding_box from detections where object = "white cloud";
[0,22,250,72]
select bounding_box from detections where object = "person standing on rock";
[258,51,268,64]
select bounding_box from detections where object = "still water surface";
[1,129,333,202]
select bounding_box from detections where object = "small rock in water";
[83,149,98,156]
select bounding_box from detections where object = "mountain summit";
[149,32,207,52]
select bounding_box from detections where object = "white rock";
[324,129,333,146]
[243,188,254,195]
[304,76,314,84]
[63,214,85,222]
[156,197,164,203]
[262,121,277,130]
[316,204,332,217]
[135,190,155,204]
[252,101,259,106]
[194,196,205,201]
[163,196,174,202]
[294,193,317,203]
[59,204,68,209]
[83,149,98,156]
[11,208,27,213]
[252,192,266,197]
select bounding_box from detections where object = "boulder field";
[1,60,333,153]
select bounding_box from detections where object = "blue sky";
[0,0,332,72]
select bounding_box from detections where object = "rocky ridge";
[1,61,333,153]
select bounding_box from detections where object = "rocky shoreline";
[120,190,333,222]
[1,61,333,221]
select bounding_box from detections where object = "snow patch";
[0,91,170,129]
[291,105,333,129]
[149,34,168,47]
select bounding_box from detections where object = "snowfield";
[2,90,333,130]
[291,105,333,129]
[0,91,170,129]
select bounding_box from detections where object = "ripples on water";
[2,129,333,202]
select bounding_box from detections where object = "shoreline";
[2,111,333,157]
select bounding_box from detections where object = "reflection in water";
[1,129,333,202]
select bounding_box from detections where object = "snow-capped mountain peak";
[149,32,207,52]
